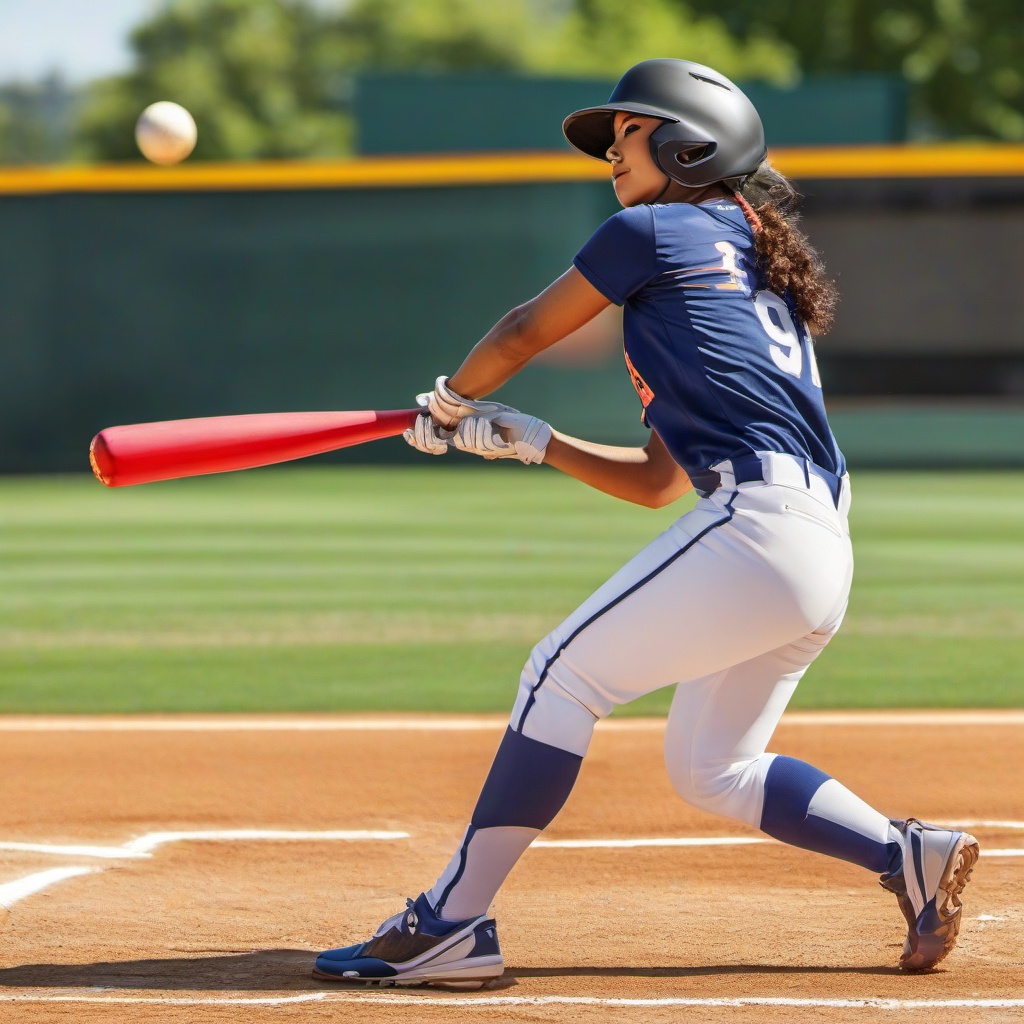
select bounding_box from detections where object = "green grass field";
[3,467,1022,714]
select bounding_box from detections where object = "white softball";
[135,101,197,165]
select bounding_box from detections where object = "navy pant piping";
[514,505,735,734]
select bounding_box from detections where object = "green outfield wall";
[1,148,1023,473]
[354,73,910,153]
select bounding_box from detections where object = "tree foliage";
[522,0,795,83]
[675,0,1024,140]
[76,0,351,161]
[336,0,795,83]
[76,0,795,162]
[0,77,76,164]
[72,0,1024,162]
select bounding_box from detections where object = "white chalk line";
[0,829,409,861]
[531,835,1024,857]
[0,867,99,910]
[1,826,1020,917]
[1,993,1024,1010]
[3,824,1023,864]
[0,710,1021,731]
[0,831,409,912]
[0,833,773,865]
[0,829,1019,1011]
[0,993,328,1006]
[2,828,1018,920]
[533,837,769,849]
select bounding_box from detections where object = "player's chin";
[612,176,635,208]
[614,178,658,209]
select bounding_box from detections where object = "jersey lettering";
[712,241,749,292]
[680,241,751,292]
[573,204,842,476]
[753,291,821,388]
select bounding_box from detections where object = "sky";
[0,0,347,85]
[1,0,169,84]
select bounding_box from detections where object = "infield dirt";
[0,713,1020,1023]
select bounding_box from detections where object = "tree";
[336,0,796,84]
[673,0,1024,140]
[0,76,76,165]
[522,0,795,83]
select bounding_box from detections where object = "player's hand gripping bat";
[89,408,420,487]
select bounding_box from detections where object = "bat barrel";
[90,409,420,487]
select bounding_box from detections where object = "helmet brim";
[562,103,679,160]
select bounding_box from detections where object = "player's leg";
[314,476,905,982]
[421,482,853,924]
[314,493,771,985]
[662,634,903,873]
[662,637,978,970]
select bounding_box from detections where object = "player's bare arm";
[543,428,692,508]
[446,267,611,399]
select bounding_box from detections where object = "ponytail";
[734,162,838,335]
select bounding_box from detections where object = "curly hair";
[733,162,838,335]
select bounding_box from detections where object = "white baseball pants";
[429,453,901,921]
[513,452,853,828]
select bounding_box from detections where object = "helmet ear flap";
[651,137,717,182]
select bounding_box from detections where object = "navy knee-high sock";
[760,755,902,874]
[471,727,584,828]
[428,727,583,920]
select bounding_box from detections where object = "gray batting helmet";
[562,59,767,189]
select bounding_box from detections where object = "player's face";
[607,113,676,207]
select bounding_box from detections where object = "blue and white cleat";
[880,818,979,971]
[313,893,504,989]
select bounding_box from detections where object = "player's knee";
[665,766,719,811]
[518,639,615,719]
[665,758,756,819]
[509,654,604,758]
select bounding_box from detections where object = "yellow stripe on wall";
[0,144,1022,195]
[776,144,1024,179]
[0,151,600,194]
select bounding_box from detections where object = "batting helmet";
[562,59,767,190]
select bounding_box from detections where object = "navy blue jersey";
[573,200,845,478]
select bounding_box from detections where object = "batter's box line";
[0,829,409,861]
[0,830,408,915]
[2,823,1022,863]
[3,824,1022,914]
[1,994,1024,1010]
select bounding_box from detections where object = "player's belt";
[692,452,844,508]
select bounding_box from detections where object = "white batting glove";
[417,376,509,429]
[403,412,453,456]
[453,411,552,465]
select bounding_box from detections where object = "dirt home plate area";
[0,713,1021,1024]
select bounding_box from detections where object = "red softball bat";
[89,408,421,487]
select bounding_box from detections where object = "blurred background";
[2,1,1023,717]
[2,0,1023,472]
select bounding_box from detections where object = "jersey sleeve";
[573,206,660,305]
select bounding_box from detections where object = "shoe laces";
[372,898,416,938]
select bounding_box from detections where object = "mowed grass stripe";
[3,467,1023,713]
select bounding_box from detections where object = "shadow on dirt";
[0,951,904,991]
[0,950,321,990]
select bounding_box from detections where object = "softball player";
[314,59,978,988]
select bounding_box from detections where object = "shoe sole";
[900,831,979,972]
[312,955,505,990]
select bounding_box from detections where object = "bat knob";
[89,433,115,487]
